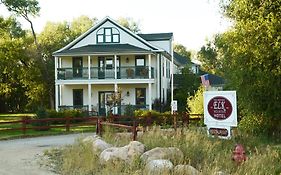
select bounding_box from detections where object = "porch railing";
[57,66,154,80]
[58,104,149,116]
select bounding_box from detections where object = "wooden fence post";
[96,118,99,135]
[66,116,70,132]
[132,121,137,141]
[173,113,177,131]
[22,116,27,135]
[98,118,103,136]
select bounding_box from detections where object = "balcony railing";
[57,66,154,80]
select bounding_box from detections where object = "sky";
[0,0,231,51]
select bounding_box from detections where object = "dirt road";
[0,133,95,175]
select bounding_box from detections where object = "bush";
[47,109,86,124]
[134,110,173,125]
[239,114,281,138]
[186,86,204,114]
[33,108,50,131]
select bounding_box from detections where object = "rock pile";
[83,136,210,175]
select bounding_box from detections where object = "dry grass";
[42,126,281,175]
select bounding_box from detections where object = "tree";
[1,0,40,46]
[117,17,140,33]
[217,0,281,135]
[197,36,222,75]
[174,43,191,60]
[174,65,200,112]
[70,15,97,38]
[0,16,31,112]
[1,0,55,108]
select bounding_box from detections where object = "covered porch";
[55,83,156,116]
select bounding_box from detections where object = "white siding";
[148,40,172,54]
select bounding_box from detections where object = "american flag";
[200,74,210,88]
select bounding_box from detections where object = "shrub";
[186,86,204,114]
[32,108,50,131]
[46,109,86,124]
[239,114,281,138]
[124,104,135,117]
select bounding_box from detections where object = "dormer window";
[97,27,120,43]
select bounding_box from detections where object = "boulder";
[92,138,112,153]
[82,135,99,142]
[174,165,200,175]
[144,159,173,175]
[140,147,184,164]
[83,135,112,153]
[100,141,145,164]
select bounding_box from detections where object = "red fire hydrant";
[232,144,247,164]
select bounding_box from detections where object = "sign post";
[204,91,237,139]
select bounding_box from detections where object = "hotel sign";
[204,91,237,139]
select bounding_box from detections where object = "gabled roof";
[173,52,191,66]
[138,33,173,41]
[53,17,161,55]
[53,44,152,56]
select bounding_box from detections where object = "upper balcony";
[57,66,155,80]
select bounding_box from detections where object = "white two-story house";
[53,17,176,115]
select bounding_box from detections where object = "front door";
[73,89,83,108]
[73,57,83,78]
[99,91,114,116]
[136,88,146,108]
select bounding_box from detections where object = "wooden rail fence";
[0,113,203,140]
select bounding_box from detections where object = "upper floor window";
[97,27,120,43]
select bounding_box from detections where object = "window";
[136,88,146,106]
[97,27,120,43]
[106,59,113,69]
[73,89,83,107]
[135,55,145,66]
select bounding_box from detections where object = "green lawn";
[0,114,96,140]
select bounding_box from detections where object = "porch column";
[88,55,91,79]
[59,57,62,68]
[55,56,58,80]
[88,84,92,112]
[114,55,117,79]
[55,85,59,111]
[148,83,152,110]
[156,54,160,99]
[148,54,151,79]
[59,85,62,107]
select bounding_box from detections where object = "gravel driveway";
[0,133,95,175]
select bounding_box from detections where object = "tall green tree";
[1,0,54,109]
[0,16,31,112]
[197,36,222,75]
[117,17,140,33]
[217,0,281,134]
[174,43,191,60]
[174,65,200,112]
[70,15,97,38]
